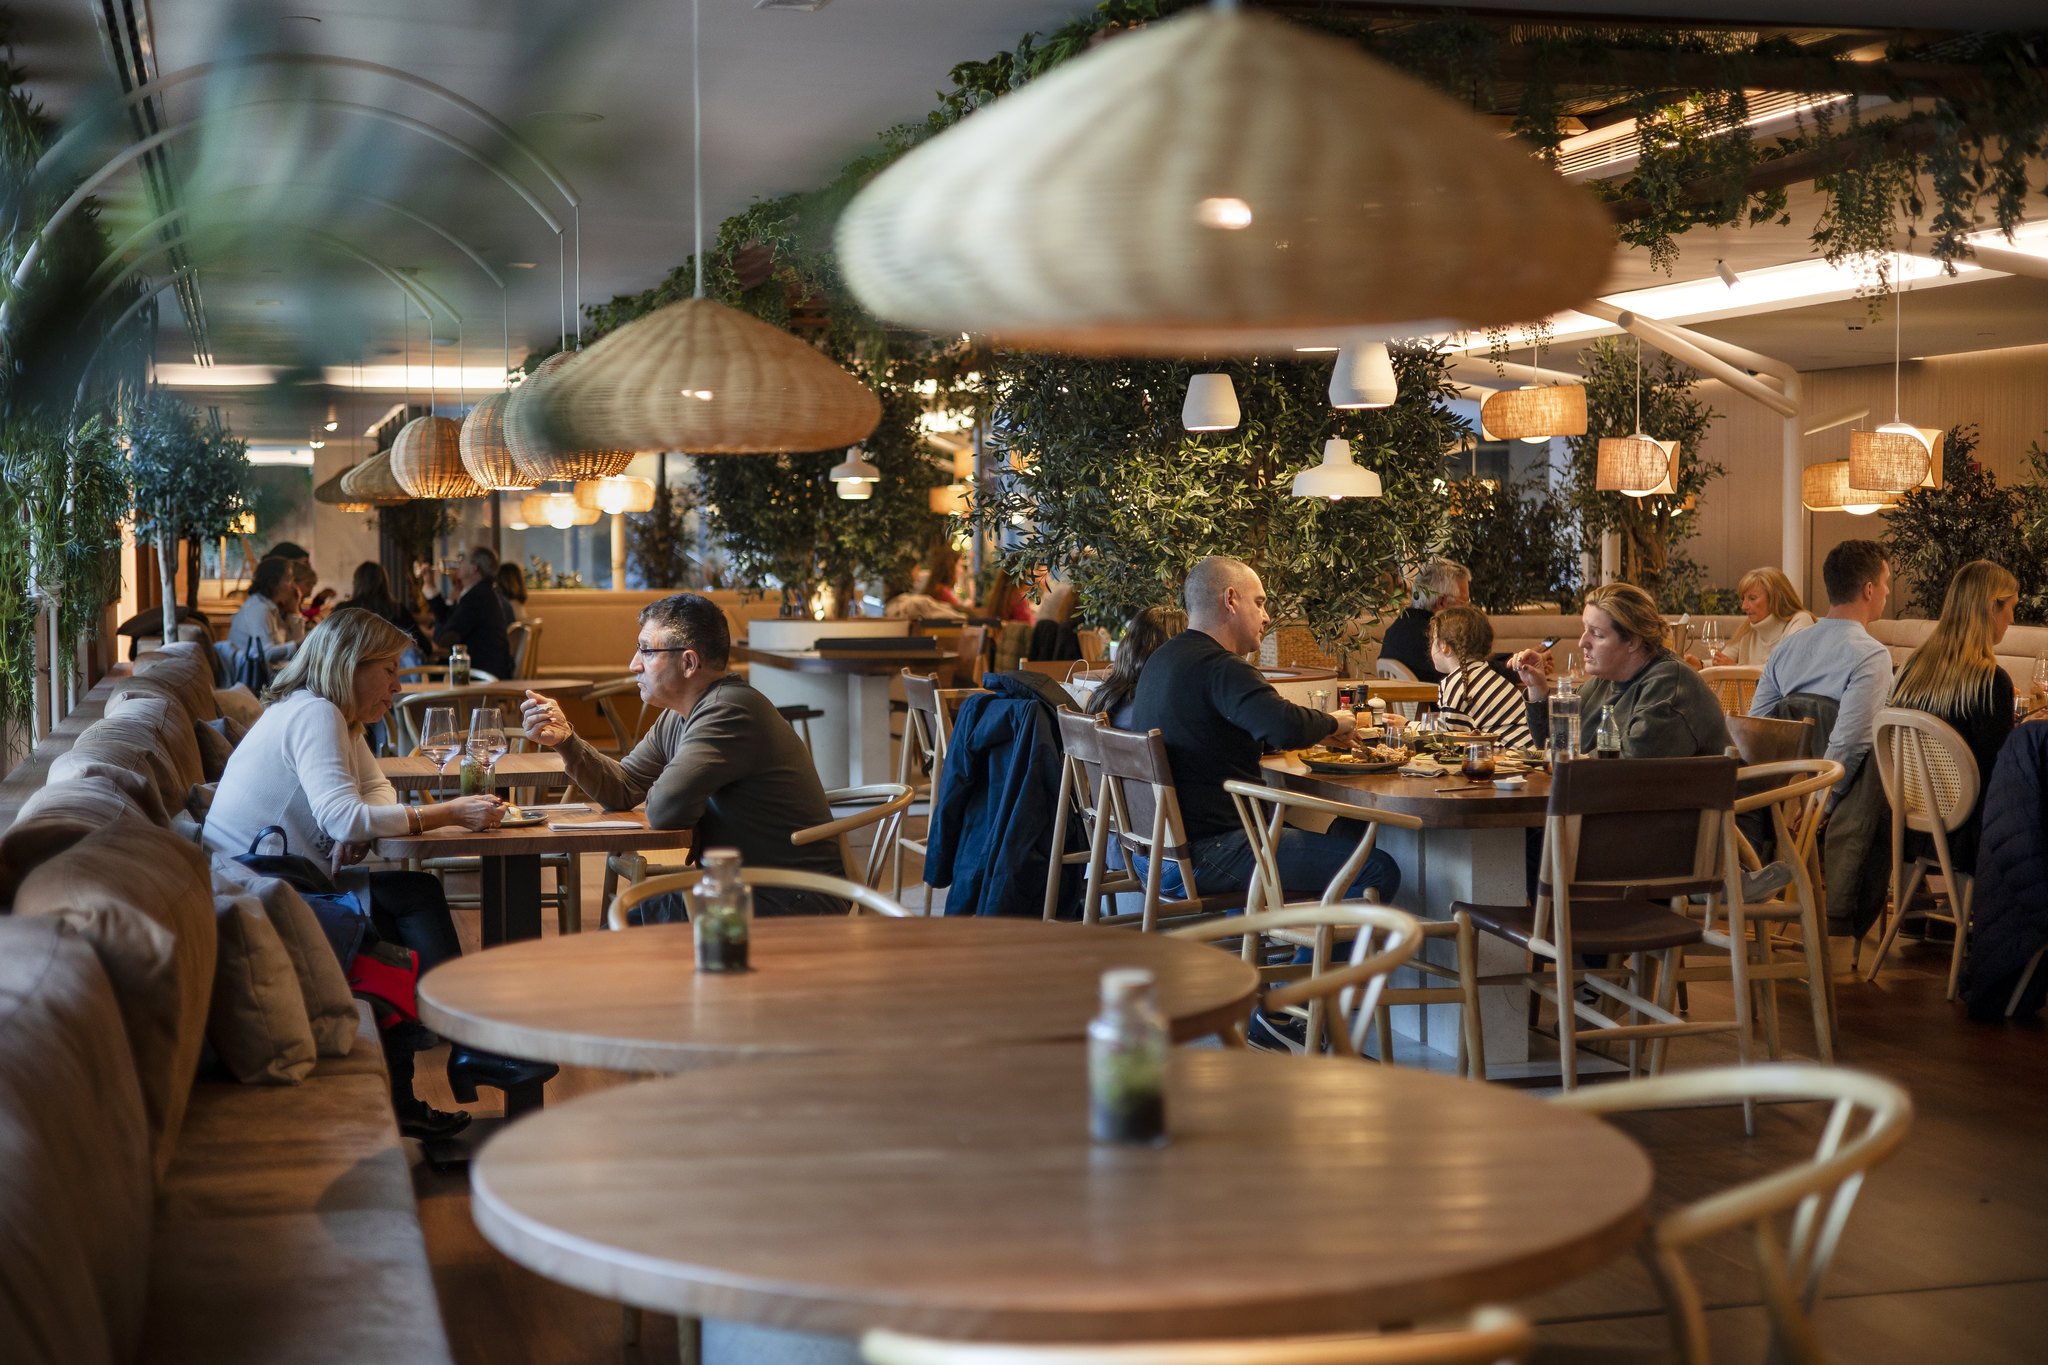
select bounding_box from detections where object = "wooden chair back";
[954,623,988,682]
[1174,903,1423,1057]
[1873,707,1978,836]
[607,865,913,929]
[1555,1065,1911,1365]
[586,676,654,751]
[1223,778,1421,917]
[1543,755,1738,902]
[1091,725,1219,931]
[1698,664,1762,715]
[510,616,543,678]
[1726,713,1813,765]
[859,1307,1532,1364]
[794,783,916,886]
[1044,708,1140,922]
[899,672,960,781]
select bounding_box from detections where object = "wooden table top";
[399,677,592,696]
[1361,679,1442,705]
[734,645,957,677]
[377,751,569,792]
[375,808,691,858]
[419,917,1256,1070]
[1261,752,1550,829]
[471,1044,1650,1341]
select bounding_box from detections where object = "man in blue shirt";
[1751,539,1894,806]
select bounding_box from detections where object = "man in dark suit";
[418,545,514,679]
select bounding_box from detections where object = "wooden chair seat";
[1458,897,1706,955]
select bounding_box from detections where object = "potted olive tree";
[124,390,250,643]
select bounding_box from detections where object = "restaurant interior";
[4,1,2048,1362]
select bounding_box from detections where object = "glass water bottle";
[1088,968,1169,1146]
[689,848,752,973]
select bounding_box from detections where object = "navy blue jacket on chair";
[925,671,1080,918]
[1961,722,2048,1019]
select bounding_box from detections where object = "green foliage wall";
[1439,473,1580,612]
[967,345,1468,642]
[1558,336,1723,609]
[1881,426,2048,624]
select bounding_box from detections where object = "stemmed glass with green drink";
[417,706,460,801]
[463,707,509,796]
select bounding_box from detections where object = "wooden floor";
[411,849,2048,1364]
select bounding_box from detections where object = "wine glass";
[1565,652,1586,687]
[466,707,509,796]
[417,706,460,802]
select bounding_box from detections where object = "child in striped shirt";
[1428,606,1534,748]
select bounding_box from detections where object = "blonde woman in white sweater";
[1710,567,1816,667]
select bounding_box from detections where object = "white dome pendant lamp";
[830,446,881,500]
[1182,372,1240,432]
[1328,342,1397,409]
[1291,437,1381,500]
[1848,254,1942,492]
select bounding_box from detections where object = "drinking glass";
[465,707,509,796]
[417,706,460,801]
[1565,652,1586,687]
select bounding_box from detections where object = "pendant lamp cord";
[558,233,568,351]
[1892,250,1904,423]
[501,289,511,391]
[574,205,583,348]
[400,289,410,420]
[428,315,438,415]
[456,321,465,411]
[1635,334,1643,434]
[691,0,705,300]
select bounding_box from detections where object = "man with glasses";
[518,592,843,914]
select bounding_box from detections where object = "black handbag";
[235,826,368,969]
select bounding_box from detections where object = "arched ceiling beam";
[92,220,455,324]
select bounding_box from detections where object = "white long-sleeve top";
[202,690,410,864]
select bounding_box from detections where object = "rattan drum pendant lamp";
[1848,259,1943,492]
[532,0,880,455]
[460,390,540,491]
[503,351,637,481]
[833,1,1613,355]
[391,414,481,498]
[1595,337,1678,497]
[338,449,411,505]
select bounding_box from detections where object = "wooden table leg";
[480,854,544,946]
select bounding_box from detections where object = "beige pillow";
[39,753,170,827]
[0,777,157,901]
[210,857,360,1057]
[192,717,234,781]
[103,693,206,797]
[0,918,155,1365]
[12,822,218,1179]
[51,713,186,814]
[207,892,317,1085]
[135,642,220,718]
[213,684,265,729]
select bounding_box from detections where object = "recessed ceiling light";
[507,262,538,269]
[253,298,283,306]
[525,110,605,125]
[753,0,833,10]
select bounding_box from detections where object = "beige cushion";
[0,917,155,1365]
[207,893,317,1085]
[104,692,207,797]
[213,684,265,729]
[0,777,157,902]
[135,642,221,720]
[12,822,218,1179]
[192,718,234,782]
[49,713,186,815]
[211,858,359,1058]
[46,740,173,826]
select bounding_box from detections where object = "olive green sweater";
[1526,649,1732,758]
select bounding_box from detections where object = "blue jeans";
[1142,817,1402,905]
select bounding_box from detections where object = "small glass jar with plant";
[1088,968,1169,1146]
[688,848,752,973]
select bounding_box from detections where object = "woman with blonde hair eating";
[1887,560,2019,873]
[1710,566,1815,666]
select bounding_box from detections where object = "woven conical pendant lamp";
[338,450,411,505]
[504,352,637,481]
[313,465,372,513]
[834,4,1612,356]
[533,297,882,455]
[460,391,541,490]
[391,415,484,499]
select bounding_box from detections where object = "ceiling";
[10,0,2048,448]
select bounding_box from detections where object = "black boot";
[446,1049,559,1103]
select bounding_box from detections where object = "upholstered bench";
[0,648,454,1365]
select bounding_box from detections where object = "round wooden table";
[419,917,1257,1070]
[471,1044,1650,1343]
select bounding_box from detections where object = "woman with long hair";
[1887,559,2018,872]
[203,609,551,1138]
[1511,582,1729,757]
[1090,606,1188,728]
[923,542,963,607]
[340,560,432,661]
[496,561,529,623]
[1710,566,1815,666]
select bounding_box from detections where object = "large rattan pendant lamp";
[1802,460,1901,516]
[1848,257,1943,492]
[339,449,410,504]
[390,295,485,499]
[833,0,1612,356]
[313,465,372,513]
[532,0,880,455]
[460,294,542,491]
[503,351,636,480]
[1595,336,1679,497]
[1482,334,1588,444]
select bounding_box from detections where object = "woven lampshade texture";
[1801,460,1902,514]
[338,450,411,505]
[1596,434,1676,494]
[519,491,602,528]
[391,415,484,499]
[460,391,541,490]
[533,297,882,455]
[1480,385,1588,441]
[1847,425,1944,492]
[504,352,637,481]
[313,466,372,512]
[834,6,1613,356]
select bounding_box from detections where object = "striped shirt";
[1437,660,1534,747]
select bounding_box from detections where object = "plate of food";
[1300,743,1408,775]
[497,805,548,828]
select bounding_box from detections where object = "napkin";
[548,817,641,831]
[1399,762,1450,778]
